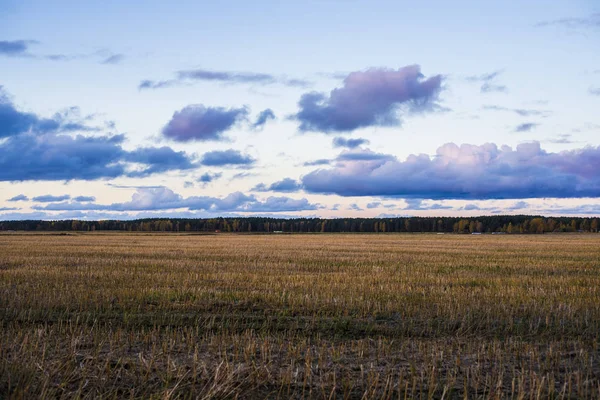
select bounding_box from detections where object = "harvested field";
[1,233,599,398]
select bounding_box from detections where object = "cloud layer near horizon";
[302,142,600,199]
[31,187,319,213]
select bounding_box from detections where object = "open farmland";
[1,233,600,399]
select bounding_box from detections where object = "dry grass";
[1,232,599,399]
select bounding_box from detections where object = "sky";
[1,0,599,220]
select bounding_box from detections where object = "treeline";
[1,216,598,234]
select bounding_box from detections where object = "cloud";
[200,149,255,166]
[73,196,96,202]
[252,178,302,192]
[138,80,178,90]
[33,187,319,213]
[198,172,222,183]
[465,70,503,82]
[101,54,125,64]
[507,201,529,210]
[332,137,370,149]
[465,70,507,93]
[126,146,196,175]
[292,65,443,132]
[336,149,395,162]
[302,142,600,200]
[161,105,249,142]
[303,159,331,167]
[0,41,123,63]
[179,70,311,87]
[178,69,275,84]
[0,133,126,181]
[0,132,198,181]
[483,105,549,117]
[1,89,58,138]
[590,87,600,96]
[536,13,600,29]
[252,109,276,129]
[514,122,539,132]
[231,171,258,180]
[0,40,34,57]
[480,83,507,93]
[7,194,28,201]
[401,198,451,210]
[244,196,318,212]
[348,203,363,211]
[32,194,70,202]
[1,89,102,138]
[140,69,311,90]
[540,203,600,215]
[366,202,396,209]
[547,134,574,144]
[0,92,199,181]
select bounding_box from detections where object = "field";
[1,233,600,399]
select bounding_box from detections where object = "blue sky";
[1,0,599,220]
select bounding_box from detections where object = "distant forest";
[1,216,599,234]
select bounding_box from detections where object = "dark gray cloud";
[7,194,28,201]
[366,202,397,209]
[332,137,370,149]
[507,201,530,211]
[0,92,198,181]
[101,54,125,65]
[252,109,276,129]
[301,150,392,167]
[161,105,249,142]
[303,159,331,167]
[126,146,196,176]
[33,194,70,202]
[140,69,311,90]
[73,196,96,202]
[138,80,179,90]
[198,172,222,183]
[178,69,275,84]
[536,13,600,29]
[462,203,481,211]
[0,40,34,56]
[200,149,255,166]
[514,122,539,132]
[1,89,102,138]
[0,132,198,181]
[336,149,395,162]
[1,88,58,138]
[44,54,71,61]
[252,178,302,192]
[292,65,443,132]
[33,187,319,213]
[302,142,600,200]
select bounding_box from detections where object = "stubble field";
[1,232,599,399]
